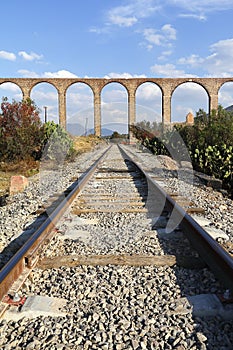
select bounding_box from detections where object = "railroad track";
[0,144,233,349]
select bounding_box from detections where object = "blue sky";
[1,0,233,133]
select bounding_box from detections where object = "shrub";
[0,98,42,161]
[41,121,76,161]
[0,98,76,163]
[132,106,233,194]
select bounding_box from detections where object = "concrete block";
[61,229,91,243]
[3,295,67,321]
[10,175,28,195]
[187,294,233,320]
[169,294,233,320]
[191,215,211,227]
[205,227,229,240]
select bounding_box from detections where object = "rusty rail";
[0,146,111,307]
[1,143,233,319]
[119,145,233,293]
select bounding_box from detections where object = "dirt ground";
[0,135,104,196]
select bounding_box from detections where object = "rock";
[10,175,29,195]
[196,332,208,343]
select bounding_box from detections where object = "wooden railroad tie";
[38,254,205,269]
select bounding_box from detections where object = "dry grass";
[72,135,104,153]
[0,135,104,195]
[0,159,39,195]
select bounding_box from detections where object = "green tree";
[0,98,42,161]
[177,105,233,192]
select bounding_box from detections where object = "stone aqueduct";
[1,77,233,138]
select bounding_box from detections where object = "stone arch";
[30,82,59,124]
[1,77,232,134]
[101,80,130,94]
[170,79,210,97]
[171,82,209,123]
[66,82,94,136]
[101,82,128,135]
[28,80,59,95]
[135,82,162,127]
[0,82,23,103]
[218,81,233,110]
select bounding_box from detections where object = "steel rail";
[118,145,233,293]
[0,146,111,303]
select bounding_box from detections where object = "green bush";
[41,121,76,161]
[132,106,233,194]
[0,98,42,161]
[0,98,76,163]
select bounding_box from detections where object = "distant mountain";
[67,123,115,137]
[67,123,84,136]
[87,128,116,136]
[225,105,233,113]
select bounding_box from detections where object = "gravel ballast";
[0,144,232,349]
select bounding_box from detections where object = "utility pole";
[84,117,88,136]
[44,106,48,123]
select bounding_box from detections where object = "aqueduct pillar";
[162,93,172,124]
[58,90,66,129]
[93,89,101,137]
[2,77,233,138]
[209,93,219,113]
[128,85,137,142]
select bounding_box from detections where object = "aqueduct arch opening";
[101,82,128,135]
[171,82,209,123]
[0,82,23,105]
[30,82,59,124]
[219,82,233,110]
[135,82,162,127]
[1,77,233,140]
[66,82,94,136]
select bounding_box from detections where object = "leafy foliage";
[0,98,42,161]
[131,122,189,163]
[132,107,233,194]
[0,98,75,163]
[176,106,233,189]
[41,121,75,161]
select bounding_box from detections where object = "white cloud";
[18,51,43,61]
[105,0,233,30]
[43,70,78,78]
[109,13,137,27]
[158,50,173,60]
[136,83,161,100]
[218,86,233,108]
[178,54,204,66]
[178,13,206,21]
[102,89,127,102]
[162,24,176,40]
[141,24,176,50]
[107,0,160,27]
[169,0,233,12]
[67,89,93,108]
[0,50,16,61]
[31,89,58,102]
[142,29,164,46]
[18,69,40,78]
[104,72,146,79]
[171,83,209,121]
[178,38,233,76]
[150,63,195,77]
[168,0,233,19]
[0,82,22,92]
[18,69,78,78]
